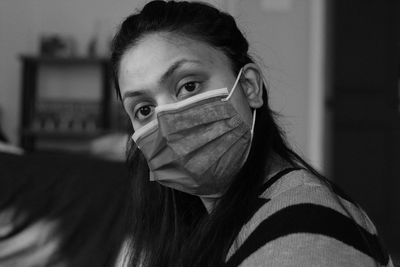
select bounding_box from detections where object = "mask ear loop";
[224,68,257,163]
[250,109,256,136]
[222,67,256,135]
[222,68,243,101]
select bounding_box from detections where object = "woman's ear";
[240,63,264,108]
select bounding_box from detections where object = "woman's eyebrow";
[159,59,201,84]
[122,90,145,102]
[122,59,202,101]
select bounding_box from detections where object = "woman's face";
[118,33,253,131]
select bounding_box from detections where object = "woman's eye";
[134,105,155,121]
[177,81,200,98]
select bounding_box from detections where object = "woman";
[111,1,393,266]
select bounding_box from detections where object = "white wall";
[232,0,326,170]
[0,0,326,170]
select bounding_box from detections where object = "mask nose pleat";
[152,123,250,196]
[158,100,234,135]
[183,122,250,177]
[136,129,167,161]
[149,164,186,181]
[138,108,241,171]
[194,128,251,190]
[162,115,242,155]
[147,143,178,169]
[150,116,248,171]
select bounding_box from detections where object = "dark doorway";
[329,0,400,260]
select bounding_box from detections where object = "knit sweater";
[225,168,393,267]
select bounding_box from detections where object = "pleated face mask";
[132,69,255,197]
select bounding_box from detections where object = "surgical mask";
[132,69,256,197]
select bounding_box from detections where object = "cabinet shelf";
[20,55,110,65]
[19,54,121,152]
[21,128,111,139]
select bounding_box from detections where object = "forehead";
[118,33,231,92]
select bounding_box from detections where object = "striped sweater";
[225,168,394,267]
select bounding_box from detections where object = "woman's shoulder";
[260,169,360,213]
[226,168,393,267]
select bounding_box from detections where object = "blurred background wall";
[0,0,325,170]
[233,0,327,172]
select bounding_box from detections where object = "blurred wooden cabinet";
[19,55,128,152]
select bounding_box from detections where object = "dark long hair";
[111,1,322,266]
[0,151,131,266]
